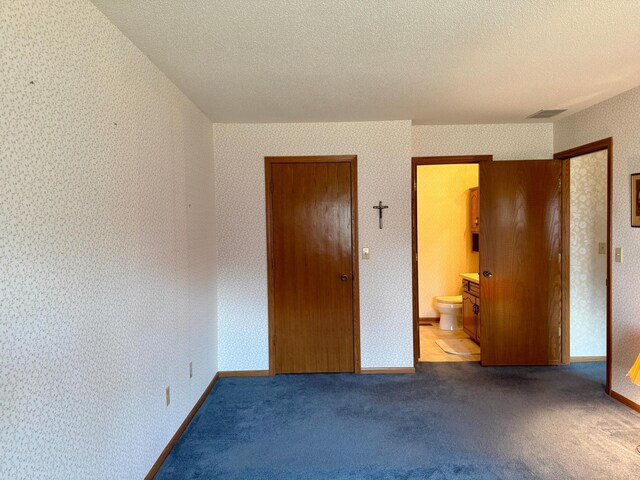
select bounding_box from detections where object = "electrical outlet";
[362,247,370,260]
[165,386,170,407]
[189,362,193,379]
[598,242,606,254]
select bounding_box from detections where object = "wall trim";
[218,370,270,377]
[418,317,439,325]
[610,390,640,414]
[360,367,416,375]
[145,372,220,480]
[560,160,571,364]
[570,356,606,363]
[412,155,493,165]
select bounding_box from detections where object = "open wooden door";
[480,160,562,366]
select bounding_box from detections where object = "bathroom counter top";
[460,273,479,284]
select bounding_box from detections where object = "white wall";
[570,151,608,357]
[412,124,554,159]
[0,1,217,478]
[214,121,413,370]
[417,164,479,317]
[555,85,640,403]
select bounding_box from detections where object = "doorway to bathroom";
[412,152,608,372]
[411,155,490,364]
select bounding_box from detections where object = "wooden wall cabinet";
[462,279,480,343]
[469,186,479,233]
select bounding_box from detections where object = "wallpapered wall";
[555,85,640,403]
[570,150,608,357]
[0,1,217,478]
[417,164,479,318]
[412,124,554,160]
[214,122,554,371]
[214,121,413,370]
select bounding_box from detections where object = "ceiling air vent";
[527,109,567,119]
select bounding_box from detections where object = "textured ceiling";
[90,0,640,124]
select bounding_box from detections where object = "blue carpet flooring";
[156,362,640,479]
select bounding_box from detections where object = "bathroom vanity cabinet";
[462,278,480,343]
[469,186,479,233]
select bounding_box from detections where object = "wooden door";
[268,159,356,373]
[480,160,562,366]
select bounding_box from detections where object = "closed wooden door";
[480,160,562,366]
[268,159,355,373]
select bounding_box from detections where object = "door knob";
[340,274,349,281]
[482,271,492,278]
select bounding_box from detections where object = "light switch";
[615,247,622,263]
[362,247,370,260]
[598,242,606,254]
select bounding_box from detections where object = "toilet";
[434,295,463,330]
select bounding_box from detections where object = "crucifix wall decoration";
[373,201,388,229]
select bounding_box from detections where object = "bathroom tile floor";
[419,322,481,362]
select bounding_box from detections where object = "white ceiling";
[90,0,640,124]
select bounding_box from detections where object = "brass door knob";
[340,274,349,281]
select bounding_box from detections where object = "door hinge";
[558,177,561,189]
[558,253,561,263]
[415,252,418,262]
[558,325,562,337]
[414,179,417,192]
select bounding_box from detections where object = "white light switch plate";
[362,247,370,260]
[598,242,606,254]
[615,247,622,263]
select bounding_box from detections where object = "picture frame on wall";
[632,173,640,227]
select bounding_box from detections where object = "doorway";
[411,156,491,364]
[413,155,571,368]
[415,163,480,362]
[554,138,613,394]
[265,155,360,374]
